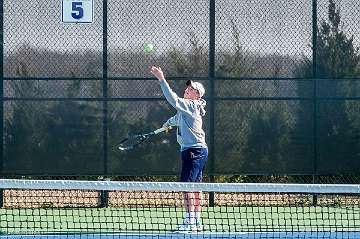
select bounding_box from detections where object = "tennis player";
[150,66,208,232]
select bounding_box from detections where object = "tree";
[4,62,53,173]
[213,19,295,174]
[294,0,360,174]
[4,63,104,174]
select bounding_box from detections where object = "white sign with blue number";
[62,0,93,23]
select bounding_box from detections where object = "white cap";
[186,80,205,98]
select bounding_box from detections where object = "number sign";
[62,0,93,23]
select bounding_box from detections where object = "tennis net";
[0,179,360,238]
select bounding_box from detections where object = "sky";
[3,0,360,58]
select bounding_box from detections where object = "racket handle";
[153,127,167,134]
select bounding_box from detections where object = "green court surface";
[1,206,359,235]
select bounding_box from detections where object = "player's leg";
[193,147,208,230]
[178,149,194,231]
[178,148,208,232]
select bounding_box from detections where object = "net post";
[0,189,3,208]
[312,174,318,206]
[99,177,109,208]
[209,175,215,207]
[100,190,109,208]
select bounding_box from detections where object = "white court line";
[1,232,360,239]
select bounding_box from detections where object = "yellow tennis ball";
[144,43,154,53]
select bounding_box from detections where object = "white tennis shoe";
[177,223,203,232]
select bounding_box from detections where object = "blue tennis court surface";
[1,232,360,239]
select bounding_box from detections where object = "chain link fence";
[1,0,360,183]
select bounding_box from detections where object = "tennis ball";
[143,43,154,53]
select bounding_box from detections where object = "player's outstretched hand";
[151,66,165,82]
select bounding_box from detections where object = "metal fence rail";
[1,0,360,181]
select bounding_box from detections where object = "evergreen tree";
[294,0,360,173]
[214,20,294,174]
[4,62,52,173]
[4,64,104,174]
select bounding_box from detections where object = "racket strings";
[119,134,149,150]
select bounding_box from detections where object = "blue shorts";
[180,147,208,182]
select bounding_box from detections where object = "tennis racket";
[118,127,167,151]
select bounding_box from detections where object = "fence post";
[312,0,318,207]
[0,0,4,209]
[100,0,109,208]
[0,0,3,175]
[208,0,216,207]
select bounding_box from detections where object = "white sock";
[189,212,196,225]
[185,212,196,225]
[195,211,201,224]
[184,212,190,224]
